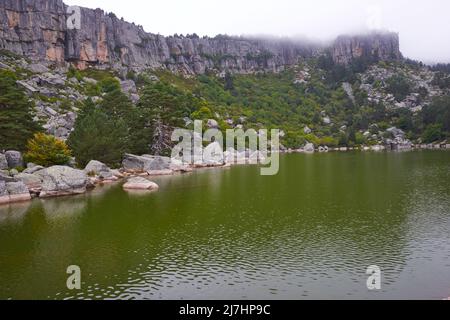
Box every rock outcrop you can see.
[0,0,402,74]
[332,32,402,65]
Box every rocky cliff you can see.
[0,0,402,74]
[332,33,402,65]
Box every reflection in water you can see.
[41,198,87,220]
[0,151,449,300]
[0,201,31,225]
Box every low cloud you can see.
[65,0,450,63]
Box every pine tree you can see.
[68,101,128,168]
[0,70,41,151]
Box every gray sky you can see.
[64,0,450,63]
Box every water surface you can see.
[0,151,449,300]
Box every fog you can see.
[64,0,450,63]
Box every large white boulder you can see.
[36,166,89,198]
[84,160,114,179]
[304,143,315,153]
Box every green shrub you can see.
[24,133,72,167]
[422,124,444,143]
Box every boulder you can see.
[27,63,49,74]
[0,171,16,183]
[0,154,8,170]
[142,155,172,171]
[170,159,193,173]
[122,154,171,172]
[386,127,405,139]
[23,165,45,174]
[36,166,88,198]
[122,154,154,172]
[111,169,125,178]
[5,181,31,203]
[4,151,23,168]
[123,177,159,191]
[84,160,113,177]
[120,80,137,95]
[15,173,42,190]
[304,143,315,153]
[207,119,219,129]
[39,73,65,87]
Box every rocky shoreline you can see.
[1,144,450,206]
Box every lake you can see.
[0,151,449,300]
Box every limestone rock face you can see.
[36,166,88,198]
[332,33,402,65]
[0,0,401,74]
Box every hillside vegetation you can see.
[1,49,449,166]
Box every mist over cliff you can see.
[0,0,402,74]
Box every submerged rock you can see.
[123,177,159,191]
[36,166,88,198]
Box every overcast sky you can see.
[64,0,450,63]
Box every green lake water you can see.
[0,151,449,300]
